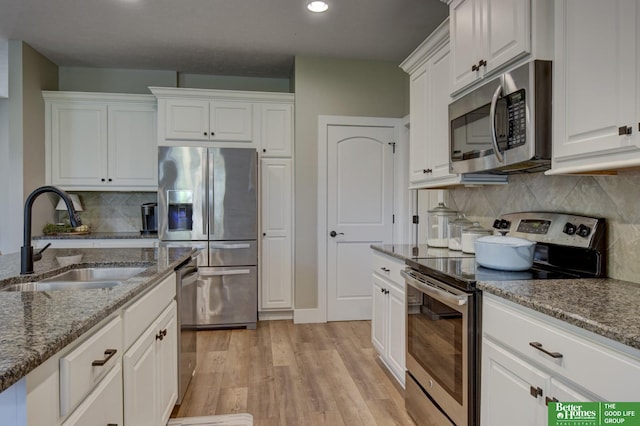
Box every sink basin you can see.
[41,267,147,283]
[0,267,147,292]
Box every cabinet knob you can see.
[478,59,487,67]
[263,232,266,237]
[101,178,106,182]
[472,64,479,72]
[204,132,208,136]
[619,126,632,135]
[263,149,266,153]
[529,386,543,398]
[423,169,432,174]
[108,178,112,182]
[380,287,385,293]
[211,131,215,136]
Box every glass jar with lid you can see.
[448,213,473,251]
[461,222,492,253]
[426,202,457,247]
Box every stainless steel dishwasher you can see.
[175,255,198,405]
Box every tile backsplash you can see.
[445,170,640,283]
[72,192,157,233]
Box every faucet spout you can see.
[21,186,82,274]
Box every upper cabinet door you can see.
[408,62,430,184]
[450,0,483,93]
[164,99,210,141]
[108,103,157,187]
[550,0,640,173]
[50,103,109,186]
[260,103,293,157]
[483,0,530,75]
[210,101,253,142]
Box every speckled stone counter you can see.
[478,279,640,352]
[0,245,196,393]
[33,232,157,240]
[371,244,473,261]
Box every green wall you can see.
[293,56,409,309]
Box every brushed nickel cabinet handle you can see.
[92,349,117,366]
[529,341,563,359]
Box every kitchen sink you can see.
[1,267,147,292]
[40,267,147,283]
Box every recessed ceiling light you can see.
[307,1,329,13]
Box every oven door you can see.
[401,269,472,426]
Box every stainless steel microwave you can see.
[449,60,552,174]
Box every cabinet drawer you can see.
[372,252,404,285]
[124,272,176,349]
[61,362,123,426]
[483,296,640,401]
[59,316,122,416]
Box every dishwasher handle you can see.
[400,269,468,307]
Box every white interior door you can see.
[325,123,394,321]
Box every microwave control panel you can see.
[505,89,526,149]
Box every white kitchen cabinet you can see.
[481,339,549,426]
[371,251,405,387]
[123,301,177,426]
[260,158,293,311]
[449,0,552,95]
[163,98,253,142]
[260,103,293,157]
[481,294,640,426]
[400,20,507,189]
[60,363,123,426]
[548,0,640,175]
[43,92,157,191]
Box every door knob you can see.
[329,230,344,238]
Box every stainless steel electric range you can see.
[401,212,606,426]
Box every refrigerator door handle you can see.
[200,268,251,276]
[208,149,215,239]
[202,151,208,235]
[209,243,251,249]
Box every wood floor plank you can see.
[171,320,414,426]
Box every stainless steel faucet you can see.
[21,186,82,274]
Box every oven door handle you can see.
[401,270,468,307]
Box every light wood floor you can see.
[171,320,416,426]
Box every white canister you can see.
[461,222,492,253]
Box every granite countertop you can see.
[371,244,640,353]
[0,245,195,393]
[33,232,157,240]
[478,279,640,352]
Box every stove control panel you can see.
[495,212,605,249]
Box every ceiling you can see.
[0,0,449,78]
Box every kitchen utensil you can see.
[474,235,536,271]
[426,202,457,248]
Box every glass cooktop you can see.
[405,256,580,291]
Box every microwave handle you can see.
[489,84,505,163]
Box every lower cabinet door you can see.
[371,274,388,356]
[61,363,123,426]
[481,339,549,426]
[386,282,406,385]
[157,302,178,425]
[123,317,159,426]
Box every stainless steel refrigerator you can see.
[158,146,258,329]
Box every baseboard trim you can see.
[293,308,326,324]
[258,311,293,321]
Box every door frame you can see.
[309,115,407,323]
